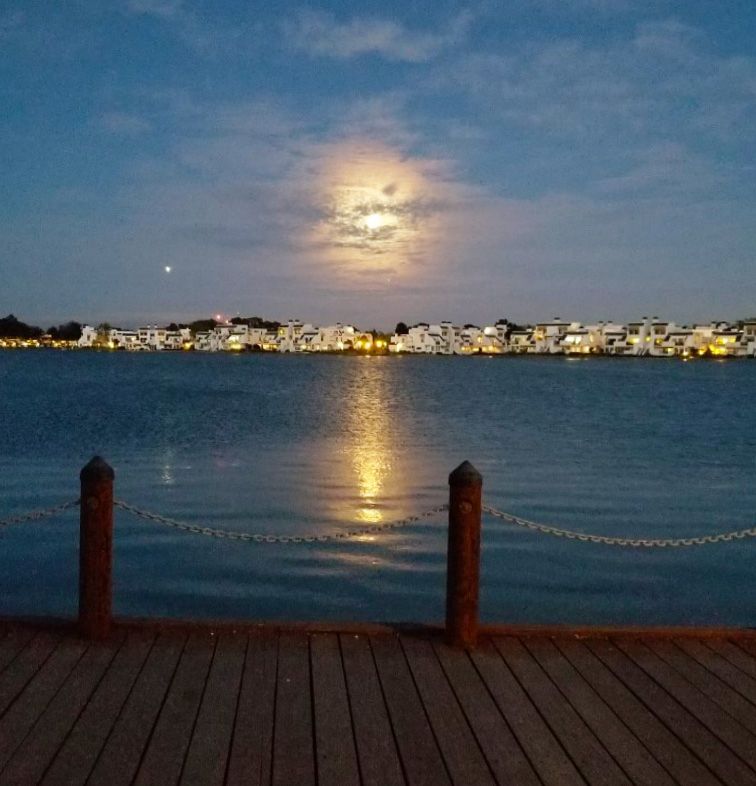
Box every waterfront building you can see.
[655,328,693,357]
[401,323,444,353]
[277,319,304,352]
[710,326,746,357]
[743,321,756,357]
[594,322,627,354]
[533,319,577,354]
[560,326,593,354]
[508,328,535,353]
[60,316,756,358]
[77,326,98,348]
[307,323,357,351]
[614,317,653,355]
[109,329,140,350]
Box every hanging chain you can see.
[2,497,753,549]
[113,499,448,543]
[483,505,756,548]
[0,499,80,530]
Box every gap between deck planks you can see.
[0,623,755,786]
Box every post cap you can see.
[80,455,115,482]
[449,460,482,486]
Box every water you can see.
[1,351,754,627]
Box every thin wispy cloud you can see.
[122,0,246,54]
[284,9,471,62]
[436,19,756,148]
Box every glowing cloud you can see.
[311,140,447,284]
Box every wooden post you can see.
[446,461,482,648]
[79,456,114,640]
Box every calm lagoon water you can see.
[1,351,754,627]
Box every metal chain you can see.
[114,499,448,543]
[0,499,80,530]
[483,504,756,548]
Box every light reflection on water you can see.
[340,361,396,525]
[0,351,754,627]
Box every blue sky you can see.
[1,0,755,328]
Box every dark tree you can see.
[0,314,43,339]
[56,321,82,341]
[394,322,409,335]
[231,316,281,331]
[189,319,217,334]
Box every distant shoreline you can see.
[1,346,751,361]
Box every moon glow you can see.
[365,213,384,230]
[313,142,442,285]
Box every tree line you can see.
[0,314,82,341]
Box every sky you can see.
[1,0,755,329]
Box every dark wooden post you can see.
[446,461,482,648]
[79,456,114,640]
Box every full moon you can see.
[164,266,172,273]
[365,213,384,230]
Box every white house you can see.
[533,319,576,354]
[77,325,98,348]
[277,319,305,352]
[309,323,357,351]
[109,329,140,350]
[508,328,534,353]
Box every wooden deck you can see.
[1,623,756,785]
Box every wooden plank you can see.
[1,635,122,784]
[339,633,404,786]
[709,639,756,681]
[225,633,277,786]
[0,631,61,717]
[676,638,756,707]
[310,633,360,786]
[738,640,756,660]
[180,633,247,786]
[525,637,676,786]
[587,638,756,786]
[494,636,632,786]
[0,635,86,772]
[87,631,186,786]
[615,638,756,770]
[272,632,315,786]
[370,633,451,786]
[41,632,155,786]
[0,628,35,675]
[555,637,720,786]
[470,638,585,786]
[401,635,495,786]
[434,640,541,786]
[648,639,756,731]
[133,631,216,786]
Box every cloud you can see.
[526,0,665,12]
[283,9,471,62]
[436,19,756,147]
[594,142,726,197]
[98,111,151,135]
[122,0,246,54]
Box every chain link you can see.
[0,499,80,530]
[483,504,756,548]
[114,499,448,543]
